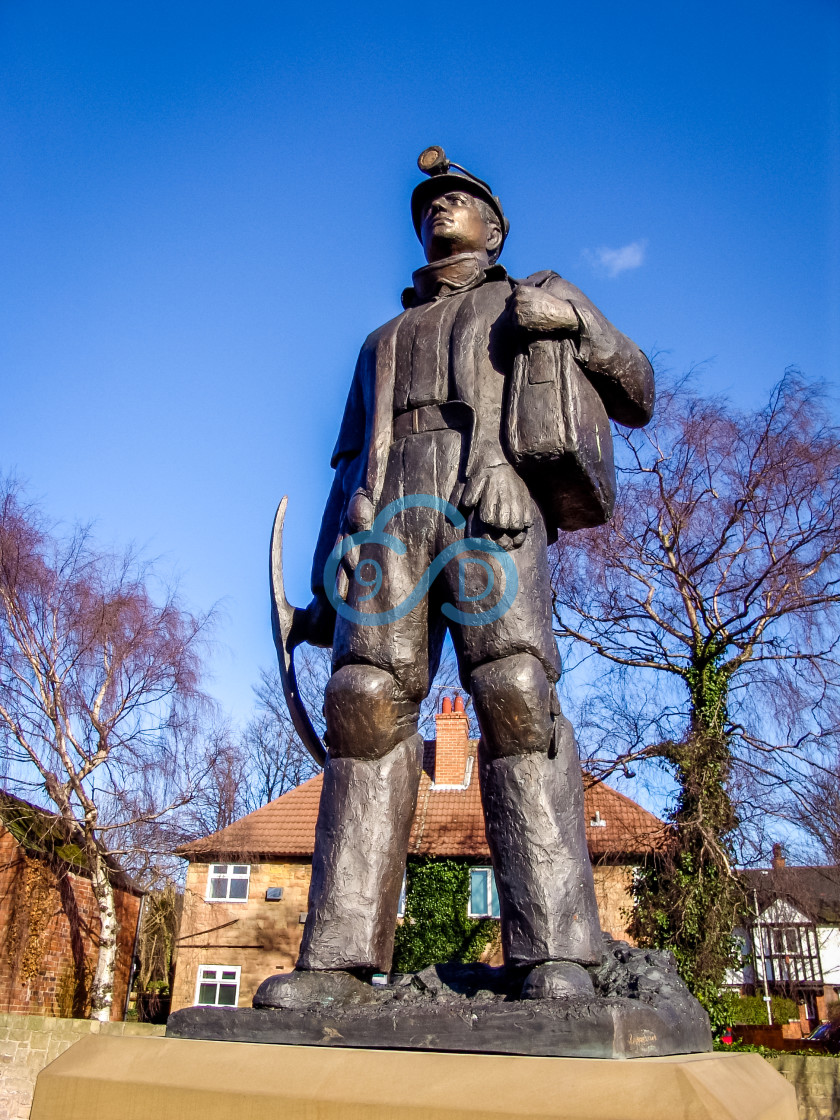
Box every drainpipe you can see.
[753,889,773,1026]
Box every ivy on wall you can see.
[392,856,499,973]
[1,796,95,1016]
[5,854,56,984]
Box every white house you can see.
[728,846,840,1024]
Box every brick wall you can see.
[0,827,141,1019]
[592,863,636,942]
[0,1012,164,1120]
[433,701,470,786]
[170,859,314,1012]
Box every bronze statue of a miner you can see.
[261,147,654,1003]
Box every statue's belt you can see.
[392,400,472,441]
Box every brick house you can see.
[0,791,142,1019]
[171,700,665,1012]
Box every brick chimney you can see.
[772,843,786,870]
[434,695,470,786]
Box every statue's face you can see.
[420,190,498,262]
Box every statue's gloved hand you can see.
[462,464,533,551]
[508,286,578,334]
[290,592,336,649]
[346,489,375,532]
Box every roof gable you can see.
[741,866,840,924]
[759,899,811,925]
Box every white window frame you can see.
[194,964,241,1007]
[204,863,251,903]
[468,866,500,919]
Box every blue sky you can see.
[2,0,839,727]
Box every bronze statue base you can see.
[167,943,712,1060]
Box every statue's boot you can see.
[253,966,377,1009]
[521,960,595,999]
[295,732,424,974]
[478,720,603,970]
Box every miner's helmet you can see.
[411,146,510,248]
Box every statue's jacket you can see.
[311,264,654,596]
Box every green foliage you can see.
[632,845,743,1030]
[684,646,729,738]
[718,992,798,1026]
[392,857,499,973]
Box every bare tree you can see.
[134,880,181,1020]
[786,759,840,865]
[551,371,840,1001]
[242,646,330,810]
[176,723,251,837]
[0,481,211,1020]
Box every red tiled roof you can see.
[178,742,665,862]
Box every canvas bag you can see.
[504,297,616,535]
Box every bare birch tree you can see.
[0,481,210,1020]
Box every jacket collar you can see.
[402,252,508,308]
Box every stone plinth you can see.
[30,1034,798,1120]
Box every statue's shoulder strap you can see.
[515,269,562,289]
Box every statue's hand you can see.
[462,465,534,550]
[290,593,336,649]
[508,286,578,334]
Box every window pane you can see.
[211,864,226,874]
[221,971,237,980]
[228,877,248,899]
[198,983,217,1004]
[210,877,228,899]
[232,865,248,875]
[217,983,237,1006]
[201,969,217,980]
[470,869,488,916]
[489,873,500,919]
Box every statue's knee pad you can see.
[325,664,419,760]
[471,653,554,758]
